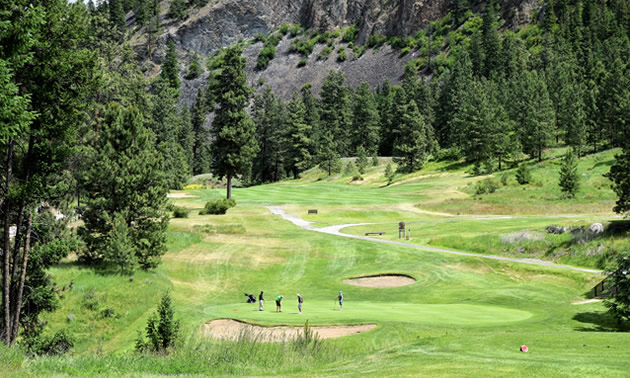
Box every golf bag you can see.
[244,293,256,303]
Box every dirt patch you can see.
[203,319,376,342]
[344,274,416,288]
[167,193,199,198]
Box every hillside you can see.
[129,0,540,104]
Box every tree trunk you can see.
[2,140,13,345]
[10,210,32,344]
[226,175,232,199]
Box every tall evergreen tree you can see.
[252,86,286,183]
[300,83,320,160]
[320,70,352,155]
[161,40,180,90]
[559,150,580,198]
[514,71,556,161]
[351,82,380,154]
[79,103,170,270]
[393,101,429,173]
[191,88,211,175]
[109,0,126,30]
[209,45,259,199]
[481,0,501,78]
[607,148,630,216]
[285,93,313,179]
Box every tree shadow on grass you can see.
[572,310,625,332]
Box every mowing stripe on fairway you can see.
[266,206,603,275]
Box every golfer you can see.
[337,291,343,311]
[275,295,283,312]
[297,294,303,314]
[259,291,264,311]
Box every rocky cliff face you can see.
[166,0,450,57]
[137,0,535,106]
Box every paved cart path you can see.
[266,206,603,275]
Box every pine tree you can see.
[191,88,211,175]
[149,79,190,189]
[320,70,352,155]
[109,0,126,30]
[169,0,186,20]
[301,83,320,160]
[393,101,428,173]
[79,103,170,270]
[161,40,180,90]
[606,148,630,216]
[209,45,259,198]
[517,71,556,161]
[603,249,630,325]
[516,163,532,185]
[136,292,180,353]
[317,130,341,176]
[559,150,580,198]
[356,146,369,174]
[252,86,286,183]
[351,82,380,154]
[285,93,313,178]
[186,53,203,80]
[376,81,395,155]
[102,212,137,273]
[481,0,501,78]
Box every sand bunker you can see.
[203,319,376,342]
[344,274,416,288]
[167,193,199,198]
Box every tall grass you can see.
[21,324,348,376]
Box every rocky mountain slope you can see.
[132,0,537,105]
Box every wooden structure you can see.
[307,209,318,215]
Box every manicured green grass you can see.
[4,148,628,376]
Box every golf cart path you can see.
[266,206,603,275]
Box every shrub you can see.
[342,25,358,43]
[279,23,289,35]
[173,206,190,218]
[516,163,532,185]
[475,178,499,195]
[352,45,366,58]
[199,198,236,215]
[352,174,364,181]
[289,24,303,37]
[297,58,307,67]
[367,34,387,48]
[183,184,204,190]
[372,156,379,166]
[337,47,347,62]
[256,45,276,70]
[399,46,411,57]
[317,46,332,60]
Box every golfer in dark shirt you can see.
[297,294,303,314]
[259,291,264,311]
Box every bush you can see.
[24,329,74,356]
[352,45,366,58]
[337,47,347,62]
[342,25,358,43]
[475,178,499,195]
[318,46,332,60]
[367,34,387,48]
[173,206,190,218]
[256,45,276,70]
[352,174,364,181]
[199,198,236,215]
[399,46,411,57]
[372,156,379,166]
[516,163,532,185]
[297,58,307,67]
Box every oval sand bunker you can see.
[344,274,416,288]
[204,319,376,342]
